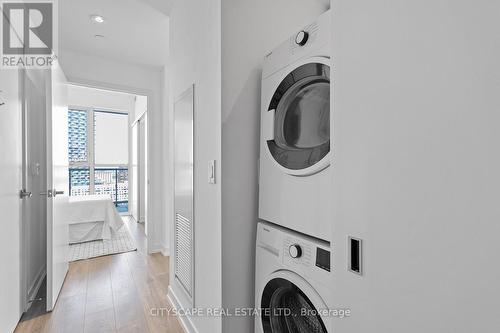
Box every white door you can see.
[174,86,194,303]
[263,59,331,176]
[45,61,69,311]
[0,70,23,331]
[21,69,49,313]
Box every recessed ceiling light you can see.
[94,34,105,39]
[90,15,105,23]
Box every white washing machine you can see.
[255,221,332,333]
[259,11,331,241]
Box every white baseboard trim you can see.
[161,245,170,257]
[167,285,198,333]
[27,267,46,305]
[149,242,170,257]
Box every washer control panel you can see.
[283,235,331,274]
[288,244,302,258]
[284,237,313,268]
[257,222,332,283]
[316,247,331,272]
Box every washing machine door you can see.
[260,271,329,333]
[264,57,330,176]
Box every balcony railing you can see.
[69,167,129,213]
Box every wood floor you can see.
[15,217,184,333]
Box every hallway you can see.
[15,218,183,333]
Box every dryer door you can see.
[260,273,329,333]
[265,58,330,176]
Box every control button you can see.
[289,244,302,258]
[295,31,309,46]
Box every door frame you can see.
[20,68,29,313]
[131,113,147,223]
[133,111,148,227]
[65,79,155,254]
[130,119,140,222]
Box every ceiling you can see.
[59,0,170,67]
[138,0,174,16]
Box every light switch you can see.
[208,160,216,184]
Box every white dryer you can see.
[259,11,331,240]
[255,221,332,333]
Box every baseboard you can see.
[27,266,46,305]
[161,244,170,257]
[149,242,163,254]
[149,241,170,256]
[167,285,198,333]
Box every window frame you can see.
[68,105,129,209]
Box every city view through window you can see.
[68,109,129,212]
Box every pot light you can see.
[90,15,105,23]
[94,34,105,39]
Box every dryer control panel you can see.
[262,10,331,79]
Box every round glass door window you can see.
[261,278,327,333]
[267,62,330,171]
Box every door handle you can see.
[40,190,64,198]
[40,190,54,197]
[19,189,32,199]
[53,190,64,197]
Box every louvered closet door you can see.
[174,86,195,303]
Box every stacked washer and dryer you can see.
[255,11,333,333]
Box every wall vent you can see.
[175,213,193,299]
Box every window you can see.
[68,108,129,213]
[94,111,129,165]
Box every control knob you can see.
[295,31,309,46]
[289,244,302,258]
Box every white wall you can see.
[60,49,168,254]
[220,1,329,332]
[168,0,222,332]
[68,84,136,111]
[331,1,500,332]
